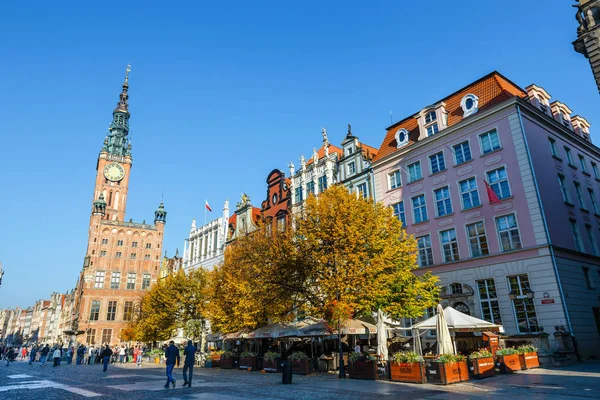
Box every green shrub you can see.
[469,349,493,359]
[349,351,376,364]
[240,351,256,358]
[496,347,518,356]
[263,351,279,362]
[391,351,424,364]
[517,345,537,354]
[221,350,234,358]
[435,354,466,364]
[289,351,308,361]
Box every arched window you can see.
[453,302,470,315]
[395,129,410,148]
[450,282,463,295]
[108,191,113,207]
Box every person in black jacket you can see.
[100,344,113,372]
[39,344,50,366]
[163,341,180,389]
[182,340,197,388]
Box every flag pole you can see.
[204,199,207,225]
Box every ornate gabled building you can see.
[260,170,291,231]
[337,124,379,199]
[71,66,166,346]
[573,0,600,94]
[183,200,230,272]
[227,194,261,242]
[159,250,183,279]
[289,129,343,214]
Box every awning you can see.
[223,329,250,340]
[247,323,298,339]
[411,306,502,332]
[297,319,377,337]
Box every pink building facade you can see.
[372,72,600,359]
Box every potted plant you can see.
[262,351,280,373]
[496,348,521,373]
[239,351,258,370]
[348,352,378,380]
[468,349,495,379]
[428,354,468,385]
[289,351,311,375]
[517,345,539,370]
[210,350,223,367]
[220,351,239,369]
[389,351,426,383]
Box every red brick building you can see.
[72,67,166,345]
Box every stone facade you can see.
[573,0,600,94]
[337,124,379,199]
[372,72,600,359]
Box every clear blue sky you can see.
[0,1,597,309]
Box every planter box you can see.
[348,360,378,380]
[291,359,311,375]
[239,356,257,370]
[426,361,469,385]
[220,355,239,369]
[390,362,426,383]
[469,357,496,379]
[211,355,221,368]
[263,358,281,373]
[519,352,539,370]
[497,354,521,373]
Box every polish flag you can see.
[484,181,501,205]
[205,200,212,212]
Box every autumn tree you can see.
[132,268,209,343]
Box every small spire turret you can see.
[93,193,107,215]
[155,201,167,224]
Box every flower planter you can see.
[291,359,311,375]
[239,356,257,370]
[390,362,426,383]
[497,354,521,373]
[519,352,539,370]
[263,358,281,373]
[220,355,239,369]
[211,355,221,367]
[469,357,496,379]
[348,360,378,380]
[426,361,469,385]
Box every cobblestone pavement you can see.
[0,360,599,399]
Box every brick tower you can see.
[71,66,166,346]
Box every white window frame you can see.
[479,129,501,155]
[466,221,489,257]
[388,169,401,190]
[94,271,105,289]
[407,161,422,182]
[496,213,522,252]
[477,279,502,324]
[392,201,406,226]
[429,152,446,175]
[357,182,368,198]
[395,128,410,148]
[126,272,136,290]
[417,235,434,266]
[459,177,480,210]
[411,194,428,224]
[453,141,472,165]
[440,228,459,262]
[348,161,356,176]
[433,186,453,217]
[486,166,511,200]
[110,272,120,289]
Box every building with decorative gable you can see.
[289,129,343,214]
[337,124,379,199]
[372,71,600,359]
[260,170,291,231]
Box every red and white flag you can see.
[484,181,501,205]
[205,200,212,212]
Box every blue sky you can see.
[0,1,596,308]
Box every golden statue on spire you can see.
[124,63,131,85]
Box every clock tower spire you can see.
[92,65,134,221]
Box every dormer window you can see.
[562,114,571,129]
[346,146,353,155]
[416,102,447,140]
[460,94,479,117]
[395,128,410,148]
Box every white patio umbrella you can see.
[412,328,422,356]
[435,304,455,355]
[376,309,388,361]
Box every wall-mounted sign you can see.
[541,298,555,304]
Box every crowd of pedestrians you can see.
[1,343,147,368]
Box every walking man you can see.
[52,347,61,367]
[5,348,15,366]
[163,341,180,389]
[28,346,37,365]
[76,345,85,365]
[88,345,96,365]
[182,340,197,388]
[39,344,50,366]
[100,344,113,372]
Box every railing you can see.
[100,220,156,230]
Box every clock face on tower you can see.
[103,163,125,182]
